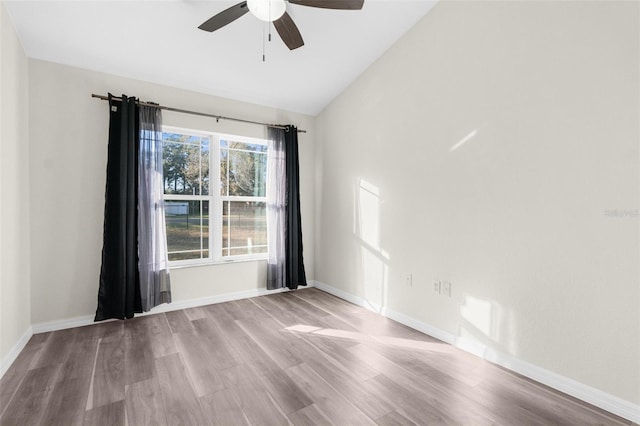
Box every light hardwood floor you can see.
[0,288,631,425]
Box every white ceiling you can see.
[4,0,437,115]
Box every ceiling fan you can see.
[198,0,365,51]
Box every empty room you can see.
[1,0,638,424]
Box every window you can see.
[162,127,268,265]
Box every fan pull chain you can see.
[262,1,274,62]
[268,0,272,42]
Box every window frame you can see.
[162,125,269,267]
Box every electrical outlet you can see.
[405,273,413,287]
[433,281,441,294]
[442,281,451,297]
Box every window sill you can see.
[168,256,267,270]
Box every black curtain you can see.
[284,125,307,290]
[95,94,142,321]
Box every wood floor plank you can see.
[198,301,237,323]
[287,403,333,426]
[473,370,630,426]
[155,353,208,425]
[233,386,292,426]
[218,298,273,321]
[286,362,376,425]
[83,399,125,426]
[349,344,492,425]
[165,310,194,334]
[0,371,24,418]
[88,334,125,410]
[209,317,281,377]
[123,317,156,385]
[260,367,314,415]
[28,332,51,345]
[236,316,306,370]
[183,306,209,321]
[364,372,450,425]
[59,336,100,383]
[0,364,61,425]
[0,336,47,416]
[300,349,394,421]
[199,389,250,426]
[375,409,418,426]
[76,320,124,341]
[302,333,380,379]
[136,314,178,359]
[124,377,168,426]
[252,292,336,327]
[250,294,308,327]
[192,318,241,368]
[217,362,292,425]
[30,327,77,369]
[40,377,88,426]
[173,324,226,397]
[218,362,265,390]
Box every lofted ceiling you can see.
[4,0,437,115]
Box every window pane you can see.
[222,201,267,256]
[230,247,267,256]
[201,140,210,195]
[165,200,209,261]
[220,148,228,196]
[227,140,267,153]
[163,134,209,195]
[228,150,267,197]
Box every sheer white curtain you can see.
[266,127,286,289]
[138,106,172,310]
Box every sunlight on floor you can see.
[284,324,453,354]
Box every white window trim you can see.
[162,126,269,268]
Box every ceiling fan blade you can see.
[288,0,364,10]
[273,12,305,50]
[198,2,249,32]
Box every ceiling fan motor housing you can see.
[247,0,287,22]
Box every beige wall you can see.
[28,60,315,325]
[0,2,31,362]
[315,0,639,404]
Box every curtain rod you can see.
[91,94,307,134]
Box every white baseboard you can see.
[311,280,640,424]
[310,280,363,306]
[0,326,33,379]
[31,286,291,334]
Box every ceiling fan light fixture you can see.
[247,0,286,22]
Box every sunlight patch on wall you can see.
[450,129,478,152]
[353,178,390,312]
[459,294,518,356]
[460,295,493,337]
[358,178,381,249]
[449,124,486,152]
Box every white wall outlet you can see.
[442,281,451,297]
[433,281,441,294]
[405,273,413,287]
